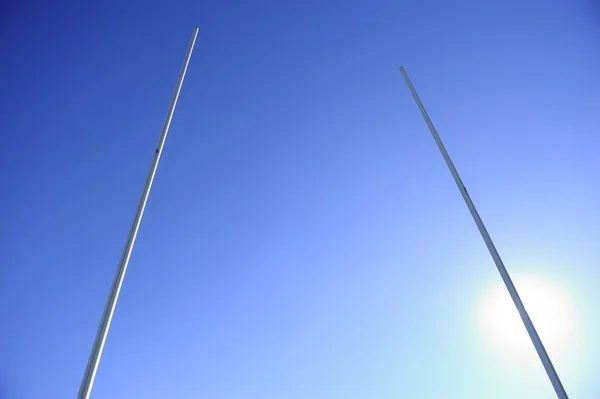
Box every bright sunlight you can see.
[478,275,576,365]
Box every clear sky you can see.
[1,1,599,398]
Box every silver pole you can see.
[77,27,199,399]
[399,66,568,399]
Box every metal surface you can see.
[76,27,199,399]
[399,66,568,399]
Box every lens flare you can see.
[478,275,575,365]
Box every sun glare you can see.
[478,275,575,365]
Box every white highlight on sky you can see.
[478,275,577,367]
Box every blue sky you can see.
[2,1,599,398]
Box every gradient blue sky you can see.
[2,1,599,398]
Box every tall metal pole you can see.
[77,27,199,399]
[399,66,568,399]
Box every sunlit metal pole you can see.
[399,66,568,399]
[76,27,199,399]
